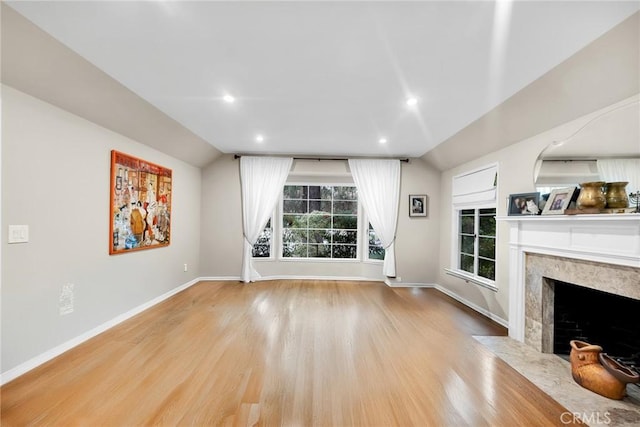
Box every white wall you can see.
[200,155,440,284]
[1,86,202,374]
[436,94,640,323]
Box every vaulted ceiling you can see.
[3,1,639,169]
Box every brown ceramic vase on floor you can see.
[569,340,636,400]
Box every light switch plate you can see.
[8,225,29,243]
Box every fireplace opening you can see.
[553,280,640,386]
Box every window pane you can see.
[320,186,333,199]
[283,214,307,228]
[308,186,323,200]
[461,209,474,215]
[282,243,294,257]
[460,215,474,234]
[460,235,475,255]
[478,258,495,280]
[283,229,307,243]
[283,185,308,199]
[479,208,497,216]
[369,245,385,260]
[479,214,495,237]
[478,237,495,259]
[309,229,332,244]
[283,199,308,214]
[333,230,357,244]
[333,186,357,200]
[290,244,308,257]
[252,220,271,258]
[308,214,331,229]
[333,215,357,229]
[309,200,332,213]
[309,244,331,258]
[252,245,270,258]
[332,245,357,258]
[334,201,358,215]
[460,254,474,273]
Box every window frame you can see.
[447,202,498,291]
[278,183,362,262]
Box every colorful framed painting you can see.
[109,150,172,254]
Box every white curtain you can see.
[597,159,640,196]
[240,156,293,283]
[348,159,401,277]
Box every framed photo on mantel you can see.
[541,187,575,215]
[508,192,540,216]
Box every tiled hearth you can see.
[475,336,640,426]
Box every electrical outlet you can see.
[183,263,188,272]
[8,225,29,243]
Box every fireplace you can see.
[501,214,640,344]
[524,253,639,353]
[552,280,640,379]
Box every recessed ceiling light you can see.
[406,97,418,107]
[255,134,264,143]
[379,138,388,144]
[223,94,235,104]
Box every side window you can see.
[252,218,272,258]
[367,223,384,261]
[451,163,498,288]
[457,207,496,281]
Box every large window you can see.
[282,185,358,259]
[458,207,496,281]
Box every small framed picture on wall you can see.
[409,194,428,217]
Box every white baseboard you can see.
[1,278,200,386]
[200,275,380,283]
[384,280,436,288]
[198,276,242,282]
[256,275,380,282]
[433,284,509,328]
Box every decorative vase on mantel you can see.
[576,181,606,210]
[604,181,629,209]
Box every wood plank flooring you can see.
[1,280,580,426]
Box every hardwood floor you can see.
[1,280,580,426]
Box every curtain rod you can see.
[233,154,409,163]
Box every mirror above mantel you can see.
[533,98,640,211]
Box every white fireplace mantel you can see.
[498,214,640,342]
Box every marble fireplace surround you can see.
[525,253,640,352]
[502,214,640,344]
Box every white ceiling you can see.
[6,1,640,158]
